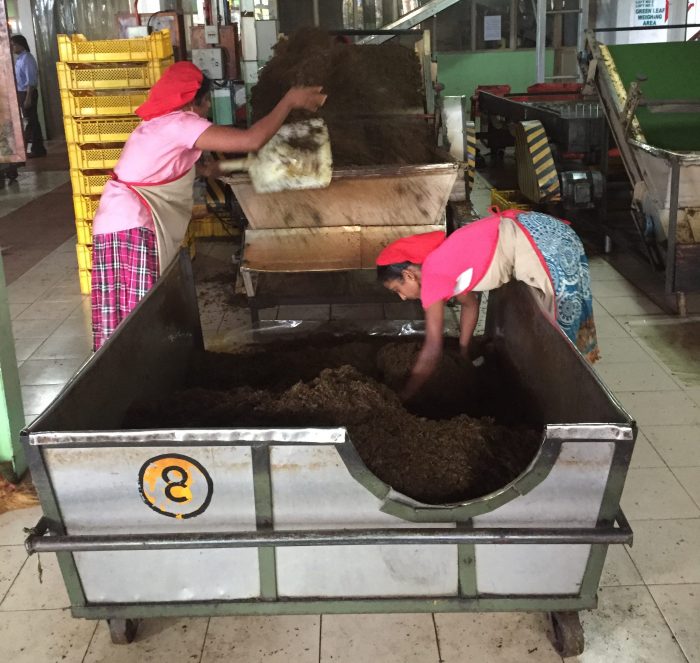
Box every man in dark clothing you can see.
[11,35,46,159]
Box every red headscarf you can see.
[135,62,204,121]
[376,231,446,266]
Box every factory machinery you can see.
[473,32,700,314]
[23,252,635,657]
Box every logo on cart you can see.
[138,454,213,519]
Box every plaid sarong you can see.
[91,227,159,351]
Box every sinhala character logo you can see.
[138,454,213,519]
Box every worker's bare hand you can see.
[285,86,327,112]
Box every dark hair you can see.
[377,261,415,283]
[11,35,30,52]
[193,76,211,106]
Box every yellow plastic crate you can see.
[490,189,532,212]
[75,218,93,245]
[79,269,92,295]
[64,117,140,144]
[191,215,238,238]
[76,243,93,271]
[58,30,172,63]
[68,144,123,171]
[56,59,173,91]
[70,170,111,196]
[60,88,147,118]
[73,195,101,221]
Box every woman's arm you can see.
[194,86,326,154]
[400,301,445,402]
[456,292,479,358]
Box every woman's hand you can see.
[399,301,444,403]
[284,86,327,112]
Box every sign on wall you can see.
[633,0,668,26]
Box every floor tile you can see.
[592,279,643,298]
[575,586,686,662]
[0,506,42,546]
[20,384,65,416]
[626,519,700,584]
[597,295,663,316]
[84,618,209,663]
[320,613,438,663]
[588,259,628,281]
[644,425,700,467]
[621,468,699,519]
[12,337,45,362]
[6,283,52,304]
[11,317,62,339]
[591,337,653,364]
[671,467,700,508]
[202,615,318,663]
[595,361,679,392]
[38,285,83,302]
[649,584,700,663]
[14,299,79,322]
[685,387,700,408]
[0,548,70,610]
[0,608,95,663]
[0,547,27,600]
[50,314,92,338]
[593,314,630,339]
[19,357,86,386]
[599,545,644,587]
[629,432,665,469]
[434,612,560,662]
[9,302,30,319]
[615,391,700,426]
[31,333,93,360]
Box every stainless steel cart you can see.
[23,253,635,657]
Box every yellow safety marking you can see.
[535,159,556,175]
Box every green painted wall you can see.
[436,49,556,114]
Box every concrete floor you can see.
[0,151,699,662]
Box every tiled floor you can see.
[1,173,699,661]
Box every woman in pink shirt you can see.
[91,61,325,350]
[377,208,599,400]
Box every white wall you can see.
[595,0,690,45]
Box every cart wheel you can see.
[550,611,584,658]
[107,618,139,645]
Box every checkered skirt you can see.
[91,227,159,351]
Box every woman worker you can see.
[91,61,325,350]
[377,208,599,400]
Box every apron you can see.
[472,214,556,317]
[111,168,196,273]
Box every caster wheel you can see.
[108,618,140,644]
[550,611,584,658]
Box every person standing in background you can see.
[11,35,45,159]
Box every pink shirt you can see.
[92,111,212,236]
[420,216,501,309]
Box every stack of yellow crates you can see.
[57,30,174,294]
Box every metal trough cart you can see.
[23,253,635,657]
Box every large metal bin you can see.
[23,253,635,656]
